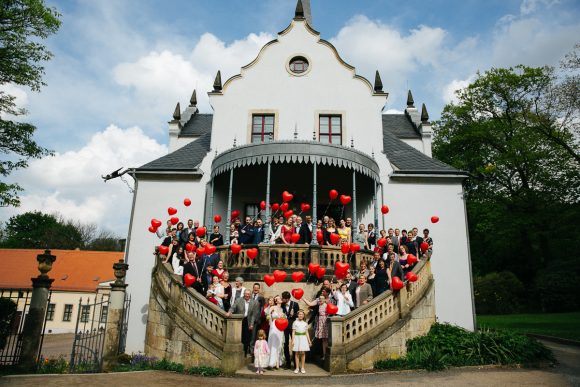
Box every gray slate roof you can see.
[138,131,211,171]
[180,113,213,137]
[382,114,420,138]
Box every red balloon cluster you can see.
[350,243,360,253]
[315,267,326,279]
[377,238,387,248]
[185,243,195,252]
[196,247,205,256]
[205,244,217,254]
[341,243,350,254]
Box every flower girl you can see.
[292,310,311,374]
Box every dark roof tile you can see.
[382,113,420,138]
[180,113,213,137]
[138,131,211,171]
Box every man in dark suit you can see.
[344,272,357,302]
[253,218,265,244]
[281,291,300,369]
[298,215,313,244]
[239,216,255,245]
[227,289,261,356]
[182,252,204,295]
[179,219,195,247]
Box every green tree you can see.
[0,0,61,207]
[433,60,580,292]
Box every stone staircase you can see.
[144,246,434,374]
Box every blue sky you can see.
[2,0,579,236]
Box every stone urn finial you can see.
[36,250,56,278]
[113,259,129,286]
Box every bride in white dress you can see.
[266,295,286,368]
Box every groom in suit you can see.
[227,289,261,356]
[281,291,300,369]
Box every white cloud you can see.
[520,0,560,15]
[1,125,167,235]
[0,84,29,118]
[442,76,475,104]
[112,32,274,114]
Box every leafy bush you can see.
[474,271,525,314]
[111,353,221,376]
[37,356,68,374]
[0,298,17,351]
[534,269,580,313]
[374,323,554,371]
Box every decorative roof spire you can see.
[213,70,222,92]
[407,90,415,108]
[374,70,383,93]
[233,136,237,147]
[189,89,197,107]
[172,102,181,121]
[294,123,298,139]
[421,103,430,123]
[350,137,354,148]
[295,0,304,18]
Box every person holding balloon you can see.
[387,252,404,290]
[324,219,337,245]
[209,225,223,246]
[337,219,351,244]
[280,217,294,245]
[303,291,330,361]
[332,283,354,316]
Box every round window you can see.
[289,56,309,74]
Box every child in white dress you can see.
[254,329,269,375]
[292,310,311,374]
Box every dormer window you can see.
[289,56,309,74]
[252,114,275,143]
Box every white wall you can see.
[382,177,475,330]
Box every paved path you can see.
[1,339,578,386]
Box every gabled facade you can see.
[124,2,475,353]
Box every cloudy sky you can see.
[1,0,579,236]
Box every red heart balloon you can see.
[282,191,294,203]
[170,216,179,225]
[184,273,196,287]
[151,219,162,228]
[431,216,439,224]
[273,270,287,282]
[335,261,350,273]
[274,318,289,331]
[183,198,191,207]
[350,243,360,253]
[158,245,169,255]
[329,189,338,200]
[231,243,242,254]
[185,243,195,252]
[326,303,338,315]
[260,200,266,210]
[196,227,206,237]
[420,242,429,253]
[284,210,294,218]
[205,244,216,254]
[148,226,157,233]
[291,288,304,300]
[316,267,326,279]
[231,210,240,220]
[264,274,276,287]
[341,243,350,254]
[335,269,347,280]
[339,195,352,205]
[300,203,311,213]
[291,233,300,243]
[316,230,324,243]
[213,214,222,223]
[247,248,258,260]
[291,271,305,282]
[405,272,418,282]
[280,202,289,212]
[381,205,389,214]
[308,263,320,274]
[168,207,177,215]
[329,233,340,245]
[271,203,280,212]
[196,247,205,256]
[391,276,404,290]
[406,254,418,265]
[377,238,387,248]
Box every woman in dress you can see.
[352,223,368,250]
[206,275,224,309]
[398,245,411,273]
[221,271,232,312]
[367,265,377,296]
[333,283,354,316]
[176,222,184,240]
[171,246,185,275]
[324,219,337,246]
[375,259,388,295]
[292,310,311,374]
[357,262,369,279]
[387,252,405,289]
[209,225,223,246]
[337,219,351,244]
[266,295,286,369]
[229,224,239,245]
[254,329,270,375]
[303,294,329,361]
[280,217,294,245]
[260,297,274,337]
[212,260,226,279]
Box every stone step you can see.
[235,362,329,378]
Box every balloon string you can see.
[340,205,345,220]
[323,199,333,216]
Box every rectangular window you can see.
[100,306,109,324]
[251,114,275,143]
[319,115,342,145]
[63,304,73,322]
[46,303,55,321]
[81,305,91,323]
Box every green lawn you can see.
[477,312,580,342]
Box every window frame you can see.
[80,305,91,323]
[46,303,55,321]
[289,56,309,74]
[62,304,73,322]
[251,114,275,143]
[318,115,343,145]
[100,305,109,324]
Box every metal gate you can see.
[69,293,109,373]
[0,288,52,367]
[118,293,131,353]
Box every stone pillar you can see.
[222,315,244,375]
[19,250,56,370]
[328,317,346,373]
[259,244,270,269]
[102,259,129,371]
[309,244,321,265]
[398,286,409,318]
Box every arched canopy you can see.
[211,141,380,180]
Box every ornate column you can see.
[102,259,129,371]
[209,178,215,229]
[263,161,271,243]
[19,250,56,370]
[311,161,318,245]
[225,169,234,244]
[352,171,357,226]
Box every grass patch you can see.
[477,312,580,341]
[374,323,555,372]
[111,354,222,376]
